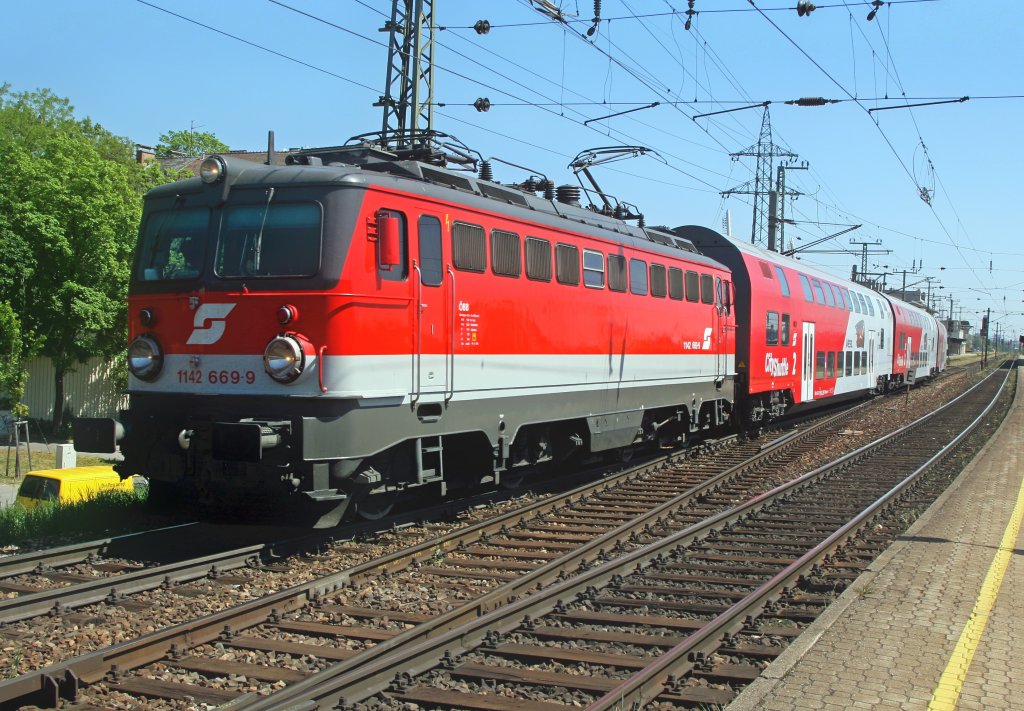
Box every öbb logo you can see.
[187,304,236,345]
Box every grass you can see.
[0,488,152,548]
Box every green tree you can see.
[155,128,228,157]
[0,301,27,419]
[0,85,170,434]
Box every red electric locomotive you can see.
[77,137,735,525]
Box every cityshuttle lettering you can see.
[765,352,790,377]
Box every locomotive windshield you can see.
[215,201,322,278]
[136,207,210,281]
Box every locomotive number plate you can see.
[177,368,257,385]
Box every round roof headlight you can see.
[264,335,306,383]
[200,156,226,184]
[128,335,163,381]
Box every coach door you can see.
[801,322,815,402]
[868,332,876,384]
[412,214,450,409]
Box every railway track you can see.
[0,366,978,708]
[270,362,1012,711]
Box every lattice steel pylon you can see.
[722,106,797,248]
[376,0,435,150]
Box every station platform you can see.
[731,364,1024,711]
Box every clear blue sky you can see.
[6,0,1023,340]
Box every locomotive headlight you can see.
[263,334,307,383]
[128,335,163,381]
[200,156,226,184]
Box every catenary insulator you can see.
[556,185,581,206]
[474,19,490,35]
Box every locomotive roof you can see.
[674,224,938,320]
[145,148,729,273]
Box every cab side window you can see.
[418,216,443,286]
[377,209,408,282]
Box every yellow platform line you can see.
[929,463,1024,710]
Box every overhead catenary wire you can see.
[746,0,986,289]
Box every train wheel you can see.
[354,492,397,520]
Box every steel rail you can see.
[587,363,1014,709]
[244,365,1004,709]
[0,522,198,579]
[0,543,271,624]
[0,401,862,708]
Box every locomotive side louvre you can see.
[676,226,896,424]
[82,154,736,525]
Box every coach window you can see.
[418,216,443,286]
[650,263,667,298]
[880,328,886,348]
[811,278,826,305]
[608,254,627,292]
[630,259,649,295]
[722,279,733,314]
[877,297,887,316]
[865,294,875,317]
[853,351,861,374]
[685,270,700,302]
[555,243,580,285]
[668,267,684,300]
[452,222,486,273]
[857,292,870,315]
[775,266,791,297]
[851,292,862,313]
[525,237,552,281]
[815,351,826,379]
[491,229,521,277]
[821,281,836,308]
[781,313,791,345]
[840,286,854,311]
[859,351,867,375]
[799,273,814,302]
[700,273,715,304]
[837,350,845,375]
[583,249,605,288]
[830,284,844,308]
[766,311,779,345]
[846,350,853,376]
[826,352,835,378]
